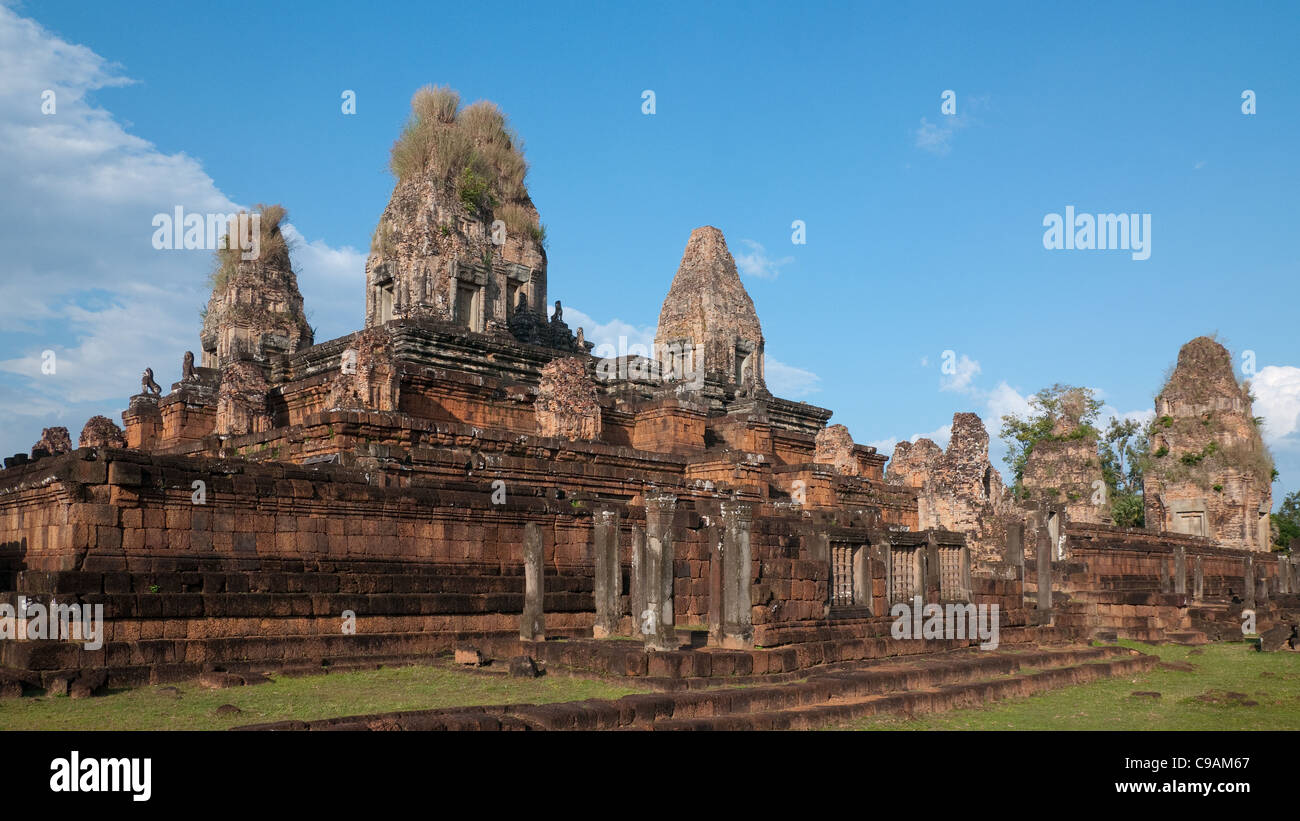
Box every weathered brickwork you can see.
[887,413,1017,564]
[1144,336,1273,551]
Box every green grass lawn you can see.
[837,641,1300,730]
[0,663,649,731]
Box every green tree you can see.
[1099,416,1150,527]
[999,384,1102,496]
[1274,490,1300,551]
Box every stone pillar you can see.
[630,524,646,633]
[592,507,620,638]
[923,532,941,601]
[1005,522,1024,568]
[1158,556,1171,593]
[960,543,973,602]
[521,522,545,642]
[123,394,163,450]
[1173,545,1186,596]
[872,541,891,610]
[643,494,677,651]
[711,500,754,649]
[1193,555,1204,602]
[1243,554,1255,610]
[1036,524,1053,611]
[854,544,873,613]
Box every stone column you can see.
[1036,524,1053,611]
[854,544,873,612]
[1173,545,1186,596]
[924,532,941,601]
[1243,554,1255,610]
[630,524,646,633]
[1193,555,1204,602]
[872,541,891,610]
[1158,556,1171,593]
[711,500,754,649]
[643,494,677,651]
[592,507,620,638]
[1005,522,1024,568]
[520,522,545,642]
[959,543,973,602]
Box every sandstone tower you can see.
[199,205,313,370]
[1020,388,1107,525]
[1144,336,1273,550]
[654,226,766,395]
[364,86,555,343]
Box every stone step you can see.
[236,644,1154,731]
[650,654,1156,730]
[1164,631,1209,646]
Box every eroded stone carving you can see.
[535,356,600,440]
[31,426,72,458]
[141,367,162,397]
[325,328,400,412]
[215,360,272,436]
[79,416,126,449]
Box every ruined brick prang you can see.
[813,424,862,476]
[888,413,1016,564]
[535,357,601,441]
[1011,386,1107,526]
[199,206,313,370]
[31,426,72,458]
[362,90,579,352]
[1144,336,1273,551]
[654,227,765,394]
[79,416,126,449]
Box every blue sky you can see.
[2,1,1298,504]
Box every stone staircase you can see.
[237,643,1157,731]
[1054,590,1209,645]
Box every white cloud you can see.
[0,7,357,459]
[765,357,821,398]
[733,239,793,280]
[939,353,981,393]
[563,307,656,357]
[914,95,986,156]
[868,423,952,460]
[1253,365,1300,445]
[984,380,1032,422]
[281,224,366,342]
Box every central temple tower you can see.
[654,226,766,394]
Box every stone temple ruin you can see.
[0,89,1296,726]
